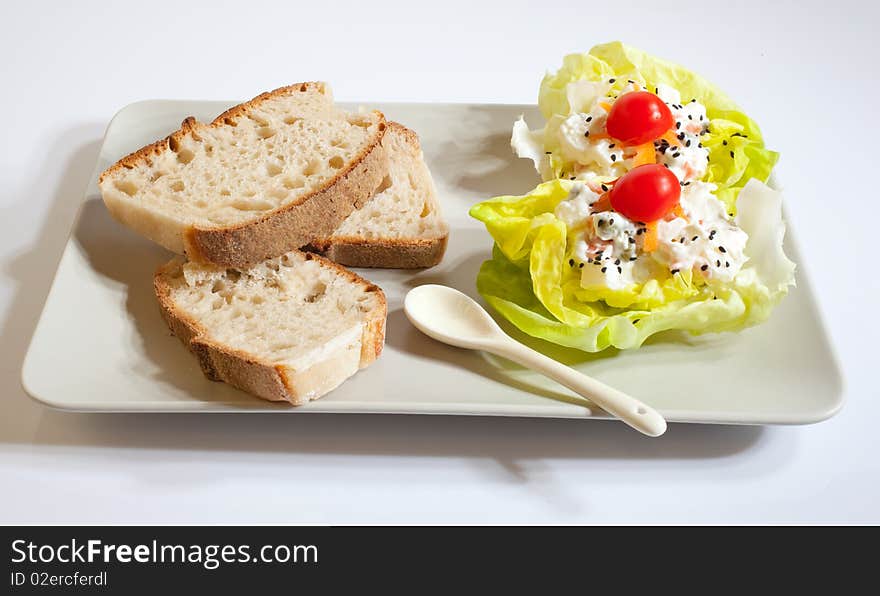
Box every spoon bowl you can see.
[404,284,503,350]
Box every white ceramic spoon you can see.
[404,284,667,437]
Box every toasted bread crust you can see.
[101,82,390,268]
[153,252,387,405]
[386,120,420,148]
[306,235,448,268]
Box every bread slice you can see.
[306,122,448,268]
[154,250,386,405]
[100,82,390,268]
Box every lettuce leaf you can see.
[470,179,795,352]
[519,41,779,213]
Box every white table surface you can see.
[1,0,876,524]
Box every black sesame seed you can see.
[614,258,620,265]
[629,237,635,244]
[569,258,575,266]
[685,139,691,147]
[609,143,616,148]
[701,264,709,271]
[584,131,590,138]
[672,152,681,158]
[570,176,576,180]
[628,79,634,84]
[719,246,727,253]
[678,132,685,140]
[671,269,680,274]
[601,267,607,273]
[617,266,622,274]
[579,263,584,268]
[691,98,696,103]
[586,116,592,122]
[688,115,693,120]
[692,236,698,241]
[725,261,730,267]
[611,154,617,162]
[716,260,721,267]
[730,150,735,158]
[654,87,658,94]
[601,184,608,191]
[609,218,615,225]
[633,318,640,324]
[699,115,703,121]
[722,140,727,146]
[676,122,681,129]
[630,256,637,261]
[609,78,616,83]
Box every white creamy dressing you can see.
[558,108,629,178]
[654,83,711,181]
[551,77,750,291]
[653,181,748,282]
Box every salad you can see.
[470,42,796,352]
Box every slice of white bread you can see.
[155,250,386,405]
[101,82,390,268]
[307,122,448,268]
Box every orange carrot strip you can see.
[669,203,686,219]
[643,221,659,252]
[591,193,612,212]
[661,130,681,147]
[632,142,656,166]
[599,101,613,112]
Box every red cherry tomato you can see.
[606,91,674,145]
[609,164,681,223]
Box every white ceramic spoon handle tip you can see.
[492,341,667,437]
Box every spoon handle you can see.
[490,341,667,437]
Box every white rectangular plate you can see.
[22,99,843,424]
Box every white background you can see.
[1,0,876,523]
